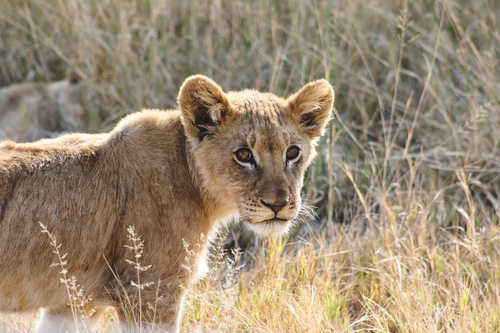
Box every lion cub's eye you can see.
[235,148,254,164]
[286,146,301,162]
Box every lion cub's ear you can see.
[287,79,334,139]
[178,75,231,142]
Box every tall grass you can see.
[0,0,499,332]
[189,219,500,332]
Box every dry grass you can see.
[1,0,500,332]
[189,189,500,332]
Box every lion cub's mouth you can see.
[259,217,290,224]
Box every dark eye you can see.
[286,146,300,161]
[235,148,253,163]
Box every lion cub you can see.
[0,75,334,332]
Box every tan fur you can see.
[0,73,88,142]
[0,75,334,332]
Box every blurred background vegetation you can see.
[1,0,499,225]
[0,0,499,332]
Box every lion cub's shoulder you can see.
[108,109,182,146]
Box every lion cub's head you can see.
[179,75,334,236]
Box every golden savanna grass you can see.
[0,0,499,332]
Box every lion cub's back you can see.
[0,132,107,176]
[0,132,110,227]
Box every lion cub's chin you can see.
[243,219,294,237]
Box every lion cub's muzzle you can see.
[243,187,298,224]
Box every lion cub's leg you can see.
[116,283,186,333]
[149,284,187,333]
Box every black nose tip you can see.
[261,199,288,214]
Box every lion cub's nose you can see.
[261,188,289,214]
[261,199,288,214]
